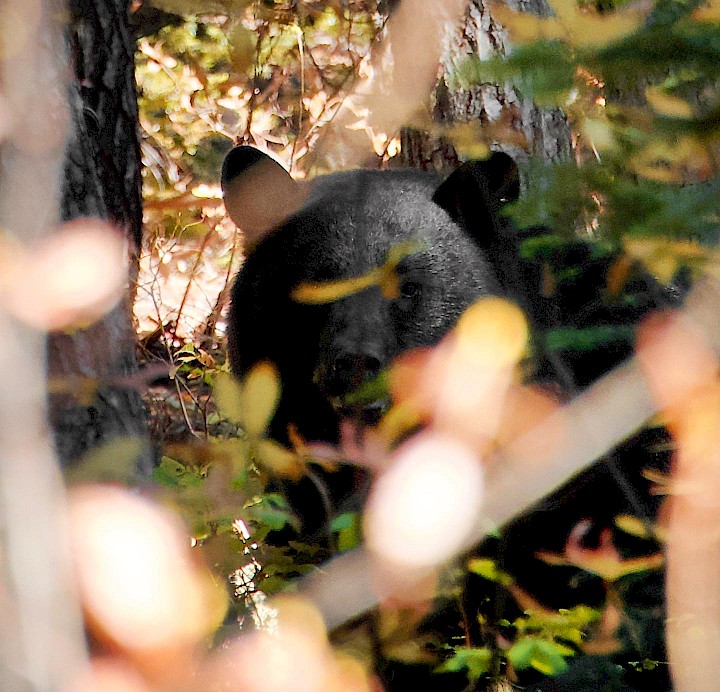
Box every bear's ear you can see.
[432,151,520,245]
[221,146,307,246]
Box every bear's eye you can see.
[398,280,422,302]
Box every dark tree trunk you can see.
[49,0,152,474]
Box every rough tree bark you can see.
[49,0,152,474]
[402,0,571,171]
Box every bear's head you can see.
[221,146,533,443]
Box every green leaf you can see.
[508,636,574,676]
[331,512,361,552]
[467,558,513,586]
[341,371,389,407]
[245,493,298,532]
[436,647,493,682]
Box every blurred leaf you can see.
[228,23,257,74]
[153,455,206,489]
[460,41,575,106]
[214,363,280,437]
[242,361,281,438]
[445,123,491,159]
[508,636,573,675]
[437,647,493,682]
[537,524,664,581]
[292,270,381,304]
[293,241,422,304]
[645,87,694,119]
[331,512,362,552]
[214,372,246,425]
[468,557,513,586]
[255,438,305,479]
[490,0,645,49]
[342,371,389,407]
[582,117,618,153]
[694,0,720,21]
[623,237,708,283]
[545,325,634,353]
[245,493,299,532]
[66,437,146,485]
[615,514,656,539]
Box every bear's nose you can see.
[329,351,382,396]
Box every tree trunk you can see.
[49,0,152,474]
[402,0,571,171]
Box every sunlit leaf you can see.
[455,297,529,369]
[623,237,708,284]
[293,241,422,304]
[490,4,565,44]
[582,117,617,153]
[292,270,380,304]
[566,11,644,48]
[615,514,655,539]
[693,0,720,22]
[213,372,246,426]
[377,402,424,447]
[491,0,645,48]
[241,361,281,438]
[605,253,633,296]
[379,240,424,299]
[645,87,693,119]
[467,557,513,586]
[445,123,491,159]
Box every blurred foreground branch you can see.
[0,0,88,689]
[299,275,720,632]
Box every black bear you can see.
[221,145,671,690]
[221,145,538,528]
